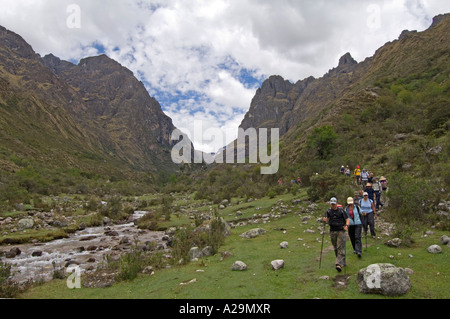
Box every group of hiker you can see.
[322,167,388,272]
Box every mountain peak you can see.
[430,13,450,29]
[338,52,357,68]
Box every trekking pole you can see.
[365,221,368,251]
[344,232,347,276]
[319,221,326,269]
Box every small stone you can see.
[232,261,247,271]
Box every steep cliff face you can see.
[240,51,370,136]
[0,25,183,176]
[42,54,178,171]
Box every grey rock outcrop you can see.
[357,263,411,296]
[232,261,247,271]
[240,228,267,239]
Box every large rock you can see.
[440,235,450,246]
[271,260,285,270]
[232,261,247,271]
[189,247,203,260]
[240,228,267,239]
[357,264,411,296]
[6,247,21,259]
[427,245,442,254]
[385,238,402,248]
[17,218,34,230]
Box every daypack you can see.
[327,208,346,228]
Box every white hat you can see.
[330,197,338,205]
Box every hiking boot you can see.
[336,265,342,272]
[357,253,362,258]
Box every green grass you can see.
[19,193,449,299]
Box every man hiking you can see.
[323,197,350,272]
[345,197,363,258]
[354,166,361,185]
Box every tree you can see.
[307,126,338,159]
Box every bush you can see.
[171,217,227,265]
[386,173,439,243]
[306,126,338,160]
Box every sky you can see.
[0,0,449,153]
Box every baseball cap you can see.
[330,197,338,205]
[347,197,354,205]
[363,192,369,196]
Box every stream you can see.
[1,211,167,284]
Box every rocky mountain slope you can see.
[0,25,184,181]
[240,13,449,174]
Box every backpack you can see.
[327,208,346,228]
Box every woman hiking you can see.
[360,192,377,239]
[345,197,363,258]
[323,197,350,272]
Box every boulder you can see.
[280,241,289,249]
[189,247,203,260]
[440,235,450,245]
[105,230,119,237]
[32,251,43,257]
[202,246,213,257]
[385,238,402,248]
[240,228,267,239]
[6,247,21,259]
[17,218,34,230]
[427,245,442,254]
[232,261,247,271]
[271,260,285,270]
[357,263,411,296]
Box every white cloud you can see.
[0,0,449,152]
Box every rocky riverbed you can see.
[0,211,168,284]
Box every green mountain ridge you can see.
[193,13,449,204]
[0,25,188,194]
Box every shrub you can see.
[306,126,338,160]
[386,173,439,243]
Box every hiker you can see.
[354,166,361,185]
[297,177,302,186]
[360,192,377,239]
[361,169,369,186]
[372,177,382,210]
[368,172,374,184]
[356,190,364,206]
[379,176,388,207]
[345,166,351,177]
[353,191,361,207]
[278,178,283,185]
[323,197,350,272]
[380,176,388,191]
[345,197,363,258]
[364,183,375,202]
[340,166,345,175]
